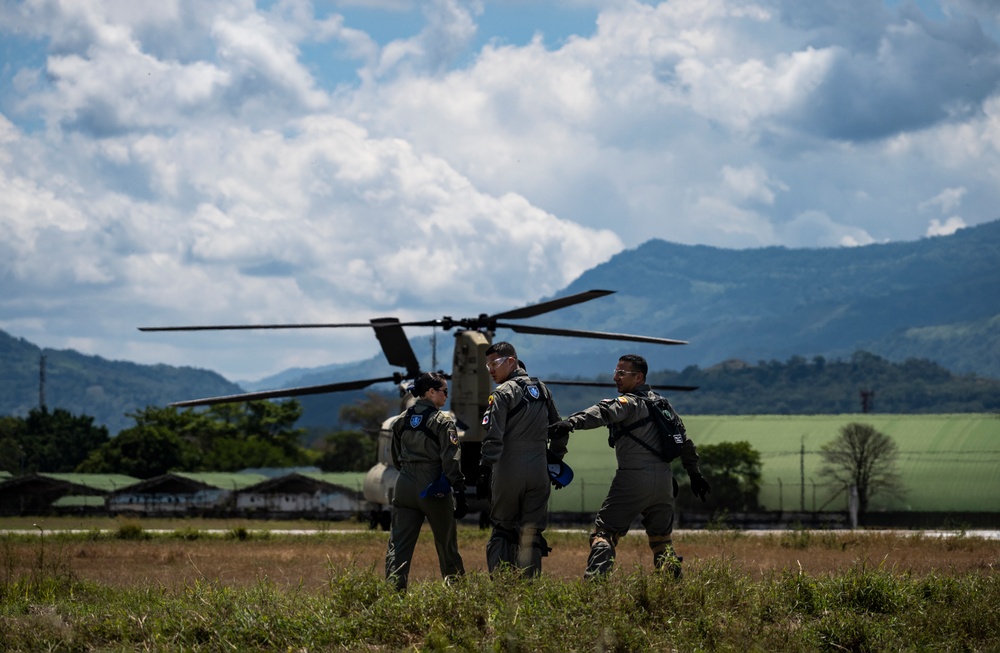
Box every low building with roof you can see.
[236,471,366,519]
[108,472,268,517]
[0,473,141,515]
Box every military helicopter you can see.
[140,289,694,529]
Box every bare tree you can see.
[819,422,905,517]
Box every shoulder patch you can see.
[487,394,495,405]
[409,414,424,429]
[449,431,459,446]
[617,396,630,404]
[527,385,540,399]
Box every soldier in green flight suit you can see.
[477,341,567,576]
[385,372,466,591]
[549,354,711,579]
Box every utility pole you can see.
[39,353,46,409]
[800,436,805,512]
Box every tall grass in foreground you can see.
[1,548,998,652]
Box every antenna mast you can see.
[431,328,438,371]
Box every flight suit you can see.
[480,368,567,576]
[562,383,701,578]
[385,398,465,591]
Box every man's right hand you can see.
[476,464,492,502]
[548,420,574,438]
[689,472,711,502]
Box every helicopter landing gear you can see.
[368,509,392,531]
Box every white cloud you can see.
[780,210,876,248]
[919,187,967,214]
[0,0,998,378]
[926,216,967,236]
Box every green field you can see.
[552,414,1000,514]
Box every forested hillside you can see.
[3,221,998,434]
[510,219,1000,379]
[0,330,243,434]
[546,351,1000,418]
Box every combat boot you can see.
[654,546,683,579]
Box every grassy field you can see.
[553,413,1000,513]
[1,521,999,651]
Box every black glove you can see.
[689,472,711,502]
[548,420,574,438]
[453,490,468,519]
[476,464,492,502]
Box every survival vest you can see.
[611,394,687,462]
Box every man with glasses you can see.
[548,354,710,579]
[478,341,566,576]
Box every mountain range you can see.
[2,218,997,433]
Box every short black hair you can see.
[412,372,447,397]
[485,341,517,359]
[618,354,648,376]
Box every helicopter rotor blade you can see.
[500,322,688,346]
[169,376,400,407]
[541,379,699,392]
[139,322,372,332]
[371,318,422,378]
[489,289,615,321]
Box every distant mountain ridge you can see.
[1,219,997,433]
[0,330,243,434]
[509,218,1000,379]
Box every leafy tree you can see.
[339,392,394,432]
[10,407,110,473]
[76,424,196,477]
[678,441,762,513]
[315,430,377,472]
[80,402,311,475]
[310,392,389,472]
[819,422,905,517]
[206,401,307,462]
[0,415,26,473]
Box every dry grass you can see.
[4,524,997,591]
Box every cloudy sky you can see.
[1,0,998,382]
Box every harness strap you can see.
[506,376,549,419]
[404,405,440,439]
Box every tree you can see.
[677,440,762,513]
[76,424,196,477]
[0,415,26,473]
[315,430,377,472]
[819,422,905,517]
[339,392,394,432]
[310,393,389,472]
[83,402,311,475]
[17,407,109,473]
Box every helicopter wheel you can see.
[378,509,392,531]
[478,511,491,530]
